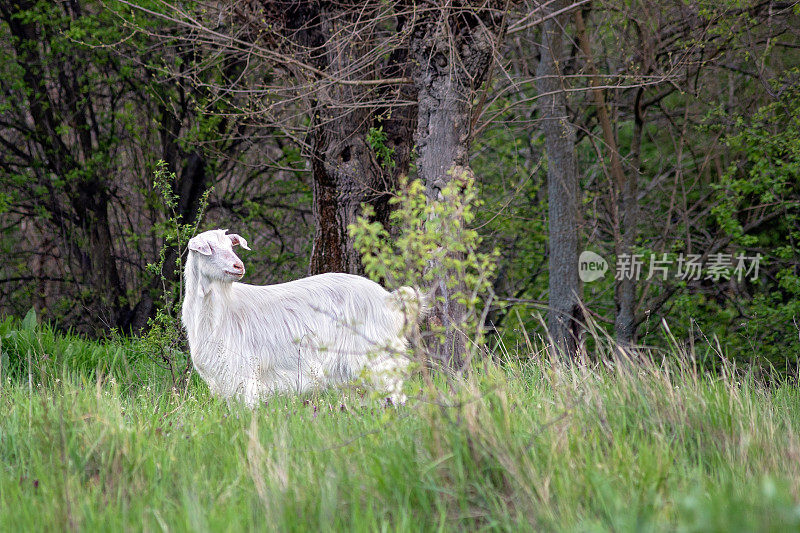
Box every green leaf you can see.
[21,307,37,332]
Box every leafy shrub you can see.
[140,161,212,386]
[350,169,498,367]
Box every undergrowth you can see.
[2,314,800,531]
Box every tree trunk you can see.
[575,9,641,345]
[306,8,395,275]
[85,196,127,329]
[309,107,384,275]
[409,3,502,369]
[374,14,418,232]
[575,10,642,345]
[413,48,470,368]
[537,2,583,359]
[615,88,643,344]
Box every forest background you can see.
[3,1,800,530]
[1,0,799,369]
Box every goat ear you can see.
[228,233,250,250]
[188,235,212,256]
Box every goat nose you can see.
[233,262,244,272]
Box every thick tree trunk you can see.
[413,65,470,367]
[306,8,396,275]
[249,2,412,275]
[309,107,384,274]
[374,15,418,230]
[537,3,583,359]
[409,4,501,369]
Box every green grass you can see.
[2,316,800,531]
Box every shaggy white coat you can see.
[181,229,420,406]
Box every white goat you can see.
[181,229,423,406]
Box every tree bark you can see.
[374,14,418,232]
[307,8,385,275]
[302,6,407,275]
[412,39,470,368]
[309,107,384,275]
[409,3,503,368]
[226,2,415,276]
[537,2,583,359]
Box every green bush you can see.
[350,171,498,363]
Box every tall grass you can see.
[1,316,800,531]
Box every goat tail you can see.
[390,286,432,322]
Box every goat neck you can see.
[182,252,235,331]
